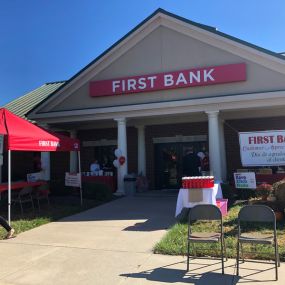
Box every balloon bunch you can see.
[113,148,126,168]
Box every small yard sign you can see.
[65,172,81,187]
[27,172,42,182]
[234,172,256,189]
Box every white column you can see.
[36,123,50,181]
[41,152,50,181]
[219,119,227,181]
[115,118,128,195]
[206,111,222,181]
[69,130,78,173]
[137,125,146,176]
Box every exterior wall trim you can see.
[30,90,285,124]
[153,135,207,143]
[82,139,117,147]
[161,16,285,75]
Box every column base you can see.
[114,190,125,196]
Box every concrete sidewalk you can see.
[0,195,284,285]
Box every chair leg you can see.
[19,200,23,216]
[221,239,224,274]
[37,198,41,211]
[274,242,278,281]
[193,243,197,258]
[236,241,240,276]
[223,237,228,261]
[187,240,190,271]
[240,243,245,263]
[31,196,35,213]
[276,241,280,267]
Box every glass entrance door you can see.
[154,143,179,189]
[154,142,207,189]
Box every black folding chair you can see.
[236,205,280,280]
[187,204,227,274]
[33,183,50,211]
[11,186,34,215]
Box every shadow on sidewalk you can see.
[58,195,177,232]
[121,261,240,284]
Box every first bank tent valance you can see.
[0,108,81,225]
[0,108,80,151]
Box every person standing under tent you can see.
[90,159,101,175]
[0,216,15,239]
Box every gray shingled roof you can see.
[3,81,65,121]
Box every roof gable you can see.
[28,8,285,119]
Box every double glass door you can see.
[154,142,207,189]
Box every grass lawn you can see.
[154,202,285,261]
[0,196,109,239]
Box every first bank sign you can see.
[89,63,246,97]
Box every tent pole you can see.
[78,151,83,206]
[8,150,11,225]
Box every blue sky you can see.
[1,0,285,106]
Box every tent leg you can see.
[78,151,83,206]
[8,150,11,225]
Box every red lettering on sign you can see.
[248,136,275,144]
[277,135,284,143]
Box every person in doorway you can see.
[197,151,205,173]
[182,147,201,176]
[90,159,101,173]
[201,152,210,172]
[0,216,15,239]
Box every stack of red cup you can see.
[181,176,214,189]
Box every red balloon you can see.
[119,156,126,165]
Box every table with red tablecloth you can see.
[0,181,47,193]
[82,176,117,192]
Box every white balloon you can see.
[114,148,122,158]
[113,159,119,168]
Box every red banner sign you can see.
[89,63,246,97]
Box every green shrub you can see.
[273,180,285,207]
[83,182,113,202]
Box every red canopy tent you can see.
[0,108,82,224]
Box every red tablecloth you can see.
[82,176,117,192]
[256,174,285,185]
[0,181,47,193]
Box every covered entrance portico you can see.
[27,106,228,193]
[28,97,285,194]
